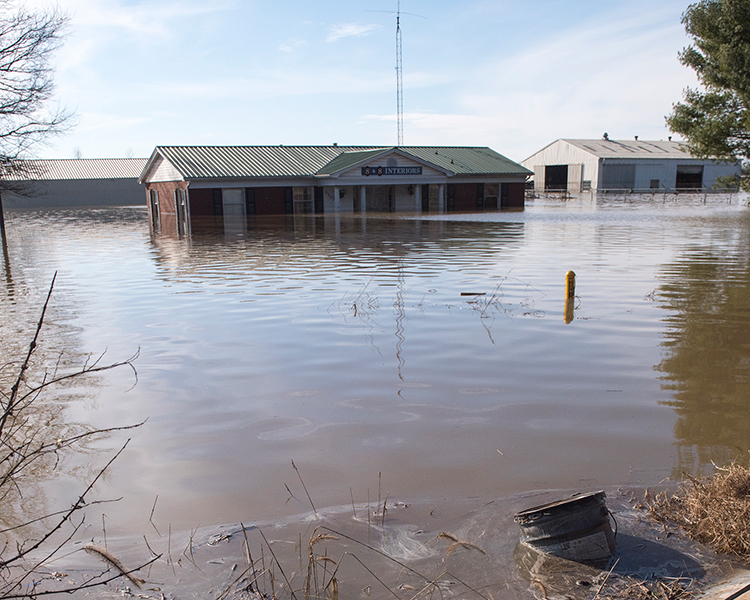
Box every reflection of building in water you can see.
[138,145,531,234]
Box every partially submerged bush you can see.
[648,461,750,558]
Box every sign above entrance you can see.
[362,166,422,176]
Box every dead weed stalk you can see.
[216,522,494,600]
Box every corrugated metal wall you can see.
[3,179,146,208]
[600,163,636,190]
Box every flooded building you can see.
[522,138,741,193]
[1,158,147,208]
[139,145,531,232]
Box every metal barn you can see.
[1,158,147,208]
[522,139,741,193]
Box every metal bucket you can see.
[513,491,616,563]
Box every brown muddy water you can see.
[2,194,750,596]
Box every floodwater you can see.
[1,194,750,594]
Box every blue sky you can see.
[32,0,698,163]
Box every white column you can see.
[438,184,445,214]
[360,186,367,214]
[414,184,421,213]
[334,186,341,213]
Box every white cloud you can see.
[326,23,380,43]
[279,40,307,53]
[76,112,150,132]
[64,0,232,35]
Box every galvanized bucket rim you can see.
[514,491,607,523]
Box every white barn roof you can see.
[3,158,148,181]
[557,139,691,160]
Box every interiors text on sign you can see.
[361,166,423,176]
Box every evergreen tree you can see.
[667,0,750,189]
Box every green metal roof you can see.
[315,148,392,175]
[144,145,531,181]
[403,147,530,175]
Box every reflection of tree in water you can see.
[0,344,123,535]
[0,275,128,535]
[656,245,750,475]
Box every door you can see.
[222,188,247,233]
[149,189,160,230]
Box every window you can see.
[483,183,499,210]
[293,187,313,213]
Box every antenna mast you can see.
[395,0,403,146]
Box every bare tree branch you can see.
[0,0,71,166]
[0,275,149,598]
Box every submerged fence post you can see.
[0,189,6,244]
[564,270,575,324]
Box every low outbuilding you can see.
[1,158,147,208]
[138,145,531,233]
[522,138,741,193]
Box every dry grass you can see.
[647,461,750,559]
[601,577,696,599]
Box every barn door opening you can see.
[545,165,568,191]
[676,165,703,190]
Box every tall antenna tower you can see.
[395,0,403,146]
[370,2,423,146]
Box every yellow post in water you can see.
[564,270,575,324]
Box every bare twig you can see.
[0,439,132,569]
[593,558,620,599]
[149,494,161,536]
[0,271,56,438]
[291,459,317,515]
[258,528,298,600]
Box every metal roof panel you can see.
[561,139,693,160]
[150,146,531,179]
[3,158,148,181]
[316,148,392,175]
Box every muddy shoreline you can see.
[34,486,747,599]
